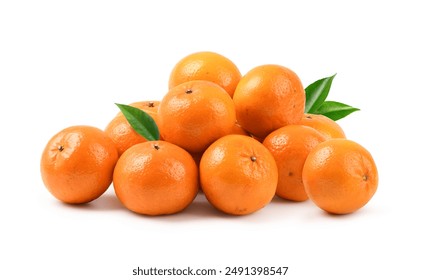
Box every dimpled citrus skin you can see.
[105,114,148,156]
[168,51,242,97]
[158,80,236,153]
[105,100,161,157]
[200,135,278,215]
[263,125,326,202]
[233,64,305,139]
[117,100,160,119]
[303,139,378,214]
[40,125,118,204]
[298,113,346,139]
[113,141,199,216]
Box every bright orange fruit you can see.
[40,125,118,204]
[233,64,305,139]
[105,115,147,156]
[263,125,326,201]
[200,135,278,215]
[230,121,250,136]
[113,141,199,215]
[303,139,378,214]
[168,51,242,97]
[298,113,346,139]
[105,100,160,156]
[118,100,160,120]
[158,80,236,153]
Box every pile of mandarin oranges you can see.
[40,51,378,216]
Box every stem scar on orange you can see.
[303,139,378,214]
[40,125,119,204]
[113,141,199,215]
[298,113,346,139]
[168,51,242,97]
[105,101,161,156]
[263,125,327,202]
[200,135,278,215]
[158,80,236,153]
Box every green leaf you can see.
[313,101,360,121]
[305,74,336,113]
[115,103,160,141]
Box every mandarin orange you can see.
[168,51,241,97]
[233,64,305,138]
[298,113,346,139]
[113,141,199,215]
[200,135,278,215]
[263,125,326,201]
[105,101,161,156]
[40,125,118,204]
[303,139,378,214]
[158,80,236,153]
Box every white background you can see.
[1,1,420,279]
